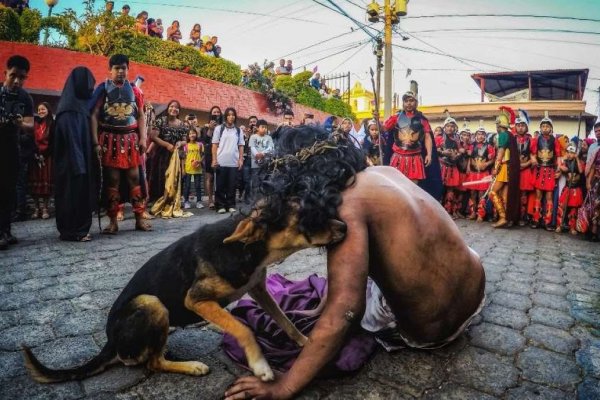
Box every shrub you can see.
[111,31,241,85]
[295,87,324,110]
[323,97,355,119]
[274,71,312,98]
[0,8,21,42]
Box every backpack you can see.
[217,124,241,143]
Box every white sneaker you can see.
[217,208,226,214]
[184,202,191,209]
[196,203,204,209]
[228,208,237,213]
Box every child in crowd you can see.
[556,144,584,234]
[182,127,204,209]
[249,119,274,198]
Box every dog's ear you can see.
[223,219,266,244]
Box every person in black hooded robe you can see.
[53,67,97,241]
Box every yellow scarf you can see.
[150,149,193,218]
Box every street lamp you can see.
[43,0,59,46]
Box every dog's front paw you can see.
[187,361,210,376]
[250,358,274,382]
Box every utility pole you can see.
[383,0,393,118]
[366,0,408,118]
[375,38,383,114]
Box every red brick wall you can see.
[0,41,331,124]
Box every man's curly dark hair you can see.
[255,125,367,235]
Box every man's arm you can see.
[90,101,102,158]
[238,145,244,170]
[137,105,146,154]
[424,131,432,166]
[225,207,370,400]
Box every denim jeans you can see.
[183,173,203,202]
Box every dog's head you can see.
[223,201,346,259]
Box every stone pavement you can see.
[0,209,599,400]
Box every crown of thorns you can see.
[270,133,344,171]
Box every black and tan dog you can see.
[23,207,346,383]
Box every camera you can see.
[0,90,25,125]
[210,114,219,122]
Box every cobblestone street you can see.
[0,209,599,399]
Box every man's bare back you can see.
[333,166,485,345]
[225,130,485,400]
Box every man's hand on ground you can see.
[225,376,292,400]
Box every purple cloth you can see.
[222,274,377,374]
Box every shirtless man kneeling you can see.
[225,126,486,400]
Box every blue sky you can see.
[32,0,600,115]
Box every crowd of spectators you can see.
[0,0,29,14]
[122,4,222,57]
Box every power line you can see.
[311,0,380,39]
[417,33,600,48]
[404,14,600,23]
[394,27,479,70]
[342,0,365,11]
[271,28,366,62]
[391,43,510,71]
[292,40,367,62]
[123,1,329,25]
[296,40,370,70]
[327,41,370,73]
[407,28,600,36]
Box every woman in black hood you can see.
[53,66,98,241]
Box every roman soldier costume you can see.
[92,78,146,223]
[556,147,584,233]
[466,124,495,220]
[436,116,462,216]
[388,92,431,181]
[489,107,521,228]
[97,79,142,170]
[531,112,562,228]
[515,109,534,224]
[436,117,461,187]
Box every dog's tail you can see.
[22,343,116,383]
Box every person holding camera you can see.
[200,106,222,209]
[0,55,34,250]
[239,115,257,204]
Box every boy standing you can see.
[90,53,151,233]
[249,119,274,198]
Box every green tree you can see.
[18,8,42,43]
[0,8,22,41]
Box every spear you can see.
[369,67,383,165]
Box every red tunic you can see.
[516,134,535,191]
[531,135,562,191]
[388,111,431,181]
[96,83,144,170]
[466,143,495,191]
[436,134,461,187]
